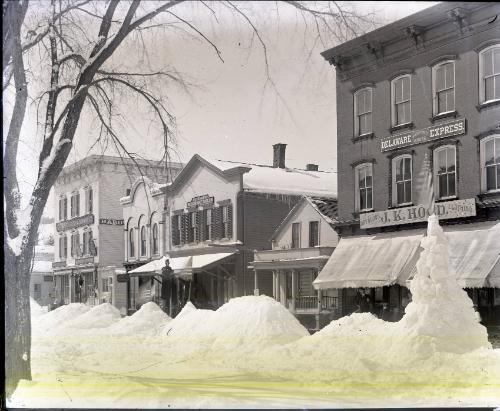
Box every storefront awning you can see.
[313,230,424,289]
[128,253,235,279]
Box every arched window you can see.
[353,87,373,137]
[391,74,411,126]
[129,228,135,258]
[152,223,159,255]
[433,145,456,199]
[481,135,500,192]
[354,163,373,212]
[479,44,500,104]
[140,226,147,256]
[432,60,455,115]
[392,155,412,206]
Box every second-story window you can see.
[70,191,80,218]
[59,196,68,221]
[433,61,455,115]
[204,208,212,241]
[309,221,319,247]
[152,223,159,255]
[434,146,456,199]
[85,186,93,214]
[291,222,300,249]
[140,226,146,256]
[59,235,68,259]
[481,135,500,192]
[71,231,80,257]
[221,206,229,238]
[129,228,135,258]
[391,75,411,126]
[354,88,372,137]
[354,163,373,212]
[392,155,412,206]
[479,44,500,104]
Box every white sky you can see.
[5,1,437,216]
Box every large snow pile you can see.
[64,303,121,330]
[163,301,216,340]
[398,214,491,355]
[30,297,47,317]
[109,302,171,336]
[33,303,91,335]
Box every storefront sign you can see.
[75,256,95,265]
[56,214,94,232]
[360,198,476,229]
[99,218,124,226]
[52,260,67,268]
[187,194,214,208]
[116,274,129,283]
[380,118,466,152]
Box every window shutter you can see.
[227,204,233,239]
[171,215,179,246]
[70,196,74,218]
[213,207,222,240]
[181,213,189,244]
[196,210,202,243]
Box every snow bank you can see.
[30,297,47,317]
[64,303,121,330]
[109,302,171,336]
[163,302,215,340]
[33,303,91,335]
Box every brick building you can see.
[52,155,182,308]
[127,144,336,315]
[315,2,500,324]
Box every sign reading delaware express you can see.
[380,118,466,152]
[359,198,476,229]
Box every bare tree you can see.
[3,0,373,396]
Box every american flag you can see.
[414,153,435,215]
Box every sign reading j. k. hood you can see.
[360,198,476,229]
[380,118,466,152]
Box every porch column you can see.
[291,269,297,312]
[253,269,259,296]
[316,288,322,330]
[279,270,286,307]
[272,271,277,300]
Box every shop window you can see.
[354,87,372,136]
[481,135,500,192]
[152,223,159,255]
[102,278,109,293]
[392,155,412,206]
[85,186,93,214]
[59,195,68,221]
[479,44,500,104]
[204,208,212,241]
[291,222,300,249]
[33,283,41,300]
[70,191,80,218]
[309,221,319,247]
[391,75,411,126]
[59,235,68,259]
[354,163,373,212]
[433,146,456,199]
[71,231,81,257]
[140,226,147,256]
[129,228,135,258]
[432,60,455,115]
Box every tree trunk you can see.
[5,244,34,397]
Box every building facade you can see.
[52,155,182,308]
[125,144,337,316]
[252,196,339,330]
[316,2,500,324]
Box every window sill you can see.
[388,203,413,209]
[435,196,457,202]
[430,111,458,123]
[389,122,414,133]
[476,99,500,111]
[352,133,374,143]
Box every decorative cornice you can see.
[350,158,376,168]
[402,25,425,48]
[447,7,471,34]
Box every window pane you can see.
[486,166,496,191]
[436,65,445,90]
[495,138,500,164]
[485,77,495,101]
[403,101,411,123]
[483,50,493,77]
[356,92,364,113]
[404,181,412,203]
[402,77,410,101]
[396,104,404,125]
[446,89,455,111]
[439,174,447,198]
[397,182,404,204]
[494,49,500,73]
[448,173,456,197]
[395,159,403,181]
[360,188,366,210]
[366,89,372,111]
[485,139,495,165]
[366,188,373,209]
[495,75,500,100]
[445,63,454,88]
[437,91,446,113]
[404,158,411,180]
[437,149,447,174]
[365,172,372,188]
[395,79,403,102]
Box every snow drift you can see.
[109,302,171,336]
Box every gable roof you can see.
[270,196,339,241]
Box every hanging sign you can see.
[187,194,214,208]
[360,198,476,229]
[380,118,466,152]
[56,214,94,232]
[99,218,124,226]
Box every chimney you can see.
[273,143,287,168]
[126,189,131,196]
[306,164,319,171]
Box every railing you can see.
[294,295,338,311]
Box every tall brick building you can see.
[52,155,182,307]
[126,144,336,315]
[315,2,500,324]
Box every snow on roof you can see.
[307,197,339,225]
[32,260,53,273]
[208,159,337,198]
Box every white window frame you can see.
[152,223,159,255]
[391,74,411,127]
[291,222,301,249]
[308,220,320,248]
[432,60,455,116]
[84,186,93,214]
[353,87,373,137]
[129,228,135,258]
[479,44,500,105]
[354,163,374,212]
[140,226,147,257]
[433,145,457,200]
[392,155,413,206]
[480,134,500,193]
